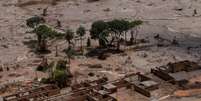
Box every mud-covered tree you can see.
[76,26,86,52]
[33,25,52,52]
[90,19,143,49]
[26,16,64,53]
[26,16,45,28]
[121,20,130,42]
[107,19,143,45]
[53,70,69,88]
[129,20,143,44]
[64,29,76,66]
[42,7,48,16]
[33,24,64,52]
[51,60,72,88]
[107,19,130,50]
[90,20,109,47]
[65,29,74,47]
[41,59,72,88]
[64,46,75,67]
[98,30,109,48]
[52,60,72,88]
[109,20,130,38]
[108,19,124,35]
[87,38,91,47]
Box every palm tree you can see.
[65,29,74,47]
[76,26,86,53]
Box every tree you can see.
[42,59,72,88]
[65,29,74,47]
[64,46,75,67]
[89,19,143,49]
[90,20,109,39]
[107,19,129,50]
[26,16,64,53]
[42,7,48,16]
[108,19,130,38]
[64,29,75,67]
[98,30,109,48]
[76,26,86,52]
[53,69,68,88]
[87,38,91,47]
[90,20,109,47]
[129,20,143,44]
[33,24,64,52]
[33,24,52,52]
[26,16,45,28]
[121,20,130,42]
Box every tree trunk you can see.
[117,40,120,51]
[109,37,115,46]
[38,35,48,52]
[40,39,47,52]
[124,31,127,48]
[125,32,127,42]
[68,41,71,48]
[130,30,134,45]
[55,45,58,57]
[37,35,42,50]
[116,32,121,50]
[80,37,82,49]
[81,37,83,54]
[134,27,139,44]
[68,55,71,67]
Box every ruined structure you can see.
[151,60,201,86]
[124,73,159,97]
[3,85,59,101]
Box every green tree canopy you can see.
[76,26,86,51]
[34,24,64,40]
[64,46,75,59]
[34,24,53,39]
[52,69,69,88]
[33,24,65,52]
[90,20,109,39]
[107,19,119,33]
[129,20,143,28]
[26,16,45,28]
[107,19,129,34]
[65,29,74,45]
[89,19,143,47]
[76,26,86,37]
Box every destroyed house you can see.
[167,60,201,73]
[86,90,117,101]
[71,77,108,91]
[102,83,117,94]
[124,73,159,97]
[151,61,201,86]
[3,85,59,101]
